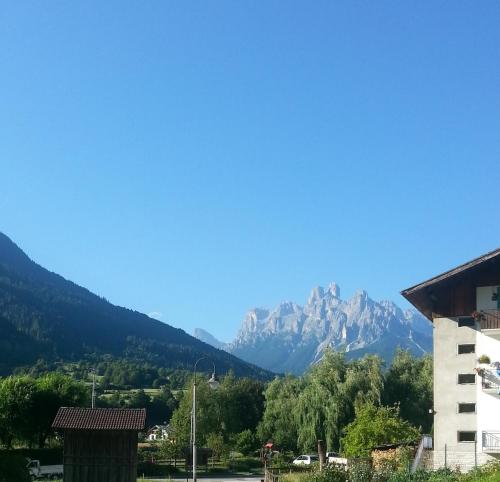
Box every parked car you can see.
[326,452,348,466]
[26,458,63,480]
[292,454,319,465]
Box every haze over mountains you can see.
[195,283,432,374]
[0,232,272,379]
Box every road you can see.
[143,477,263,482]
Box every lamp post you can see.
[192,357,219,482]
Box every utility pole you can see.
[91,368,96,408]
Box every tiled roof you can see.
[52,407,146,430]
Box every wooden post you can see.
[318,440,326,470]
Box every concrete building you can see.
[402,249,500,471]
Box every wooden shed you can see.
[52,407,146,482]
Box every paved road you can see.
[144,477,263,482]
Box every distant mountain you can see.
[194,283,432,374]
[193,328,227,350]
[0,232,272,379]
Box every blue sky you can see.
[1,1,499,341]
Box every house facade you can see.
[402,249,500,471]
[146,424,173,441]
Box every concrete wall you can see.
[433,286,500,471]
[433,316,477,460]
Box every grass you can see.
[279,462,500,482]
[136,455,264,479]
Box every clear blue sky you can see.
[1,1,499,342]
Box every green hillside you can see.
[0,232,272,380]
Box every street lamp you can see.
[192,357,219,482]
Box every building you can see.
[146,424,174,441]
[402,248,500,471]
[52,407,146,482]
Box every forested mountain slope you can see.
[0,232,272,379]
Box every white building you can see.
[402,248,500,471]
[146,424,173,441]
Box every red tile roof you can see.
[52,408,146,431]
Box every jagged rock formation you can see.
[195,283,432,374]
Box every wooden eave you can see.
[401,248,500,321]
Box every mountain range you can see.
[0,232,272,379]
[194,283,432,374]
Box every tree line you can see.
[167,349,432,457]
[0,375,179,449]
[0,349,432,458]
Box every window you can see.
[458,431,476,442]
[458,317,475,327]
[458,403,476,413]
[458,374,476,384]
[458,344,475,354]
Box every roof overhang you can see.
[401,248,500,321]
[52,407,146,431]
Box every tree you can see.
[218,374,265,435]
[206,432,226,462]
[170,374,265,449]
[32,373,88,447]
[235,429,257,456]
[0,376,37,448]
[341,403,420,458]
[294,351,383,453]
[382,349,433,433]
[147,388,178,427]
[0,374,87,448]
[158,438,182,467]
[129,389,151,408]
[257,374,303,452]
[170,378,221,449]
[0,453,31,482]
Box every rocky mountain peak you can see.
[195,282,433,375]
[328,282,340,298]
[307,286,325,306]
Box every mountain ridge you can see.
[0,232,273,379]
[194,282,432,374]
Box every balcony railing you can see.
[475,310,500,330]
[483,432,500,452]
[480,368,500,394]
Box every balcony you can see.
[475,310,500,338]
[480,368,500,396]
[483,432,500,452]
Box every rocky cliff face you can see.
[194,283,432,374]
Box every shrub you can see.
[349,459,373,482]
[311,465,348,482]
[137,461,178,477]
[0,453,31,482]
[235,429,257,456]
[478,355,491,364]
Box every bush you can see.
[137,461,178,477]
[137,445,160,463]
[311,465,348,482]
[229,456,262,472]
[235,429,257,456]
[478,355,491,364]
[349,459,373,482]
[268,452,293,469]
[0,448,63,465]
[0,453,31,482]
